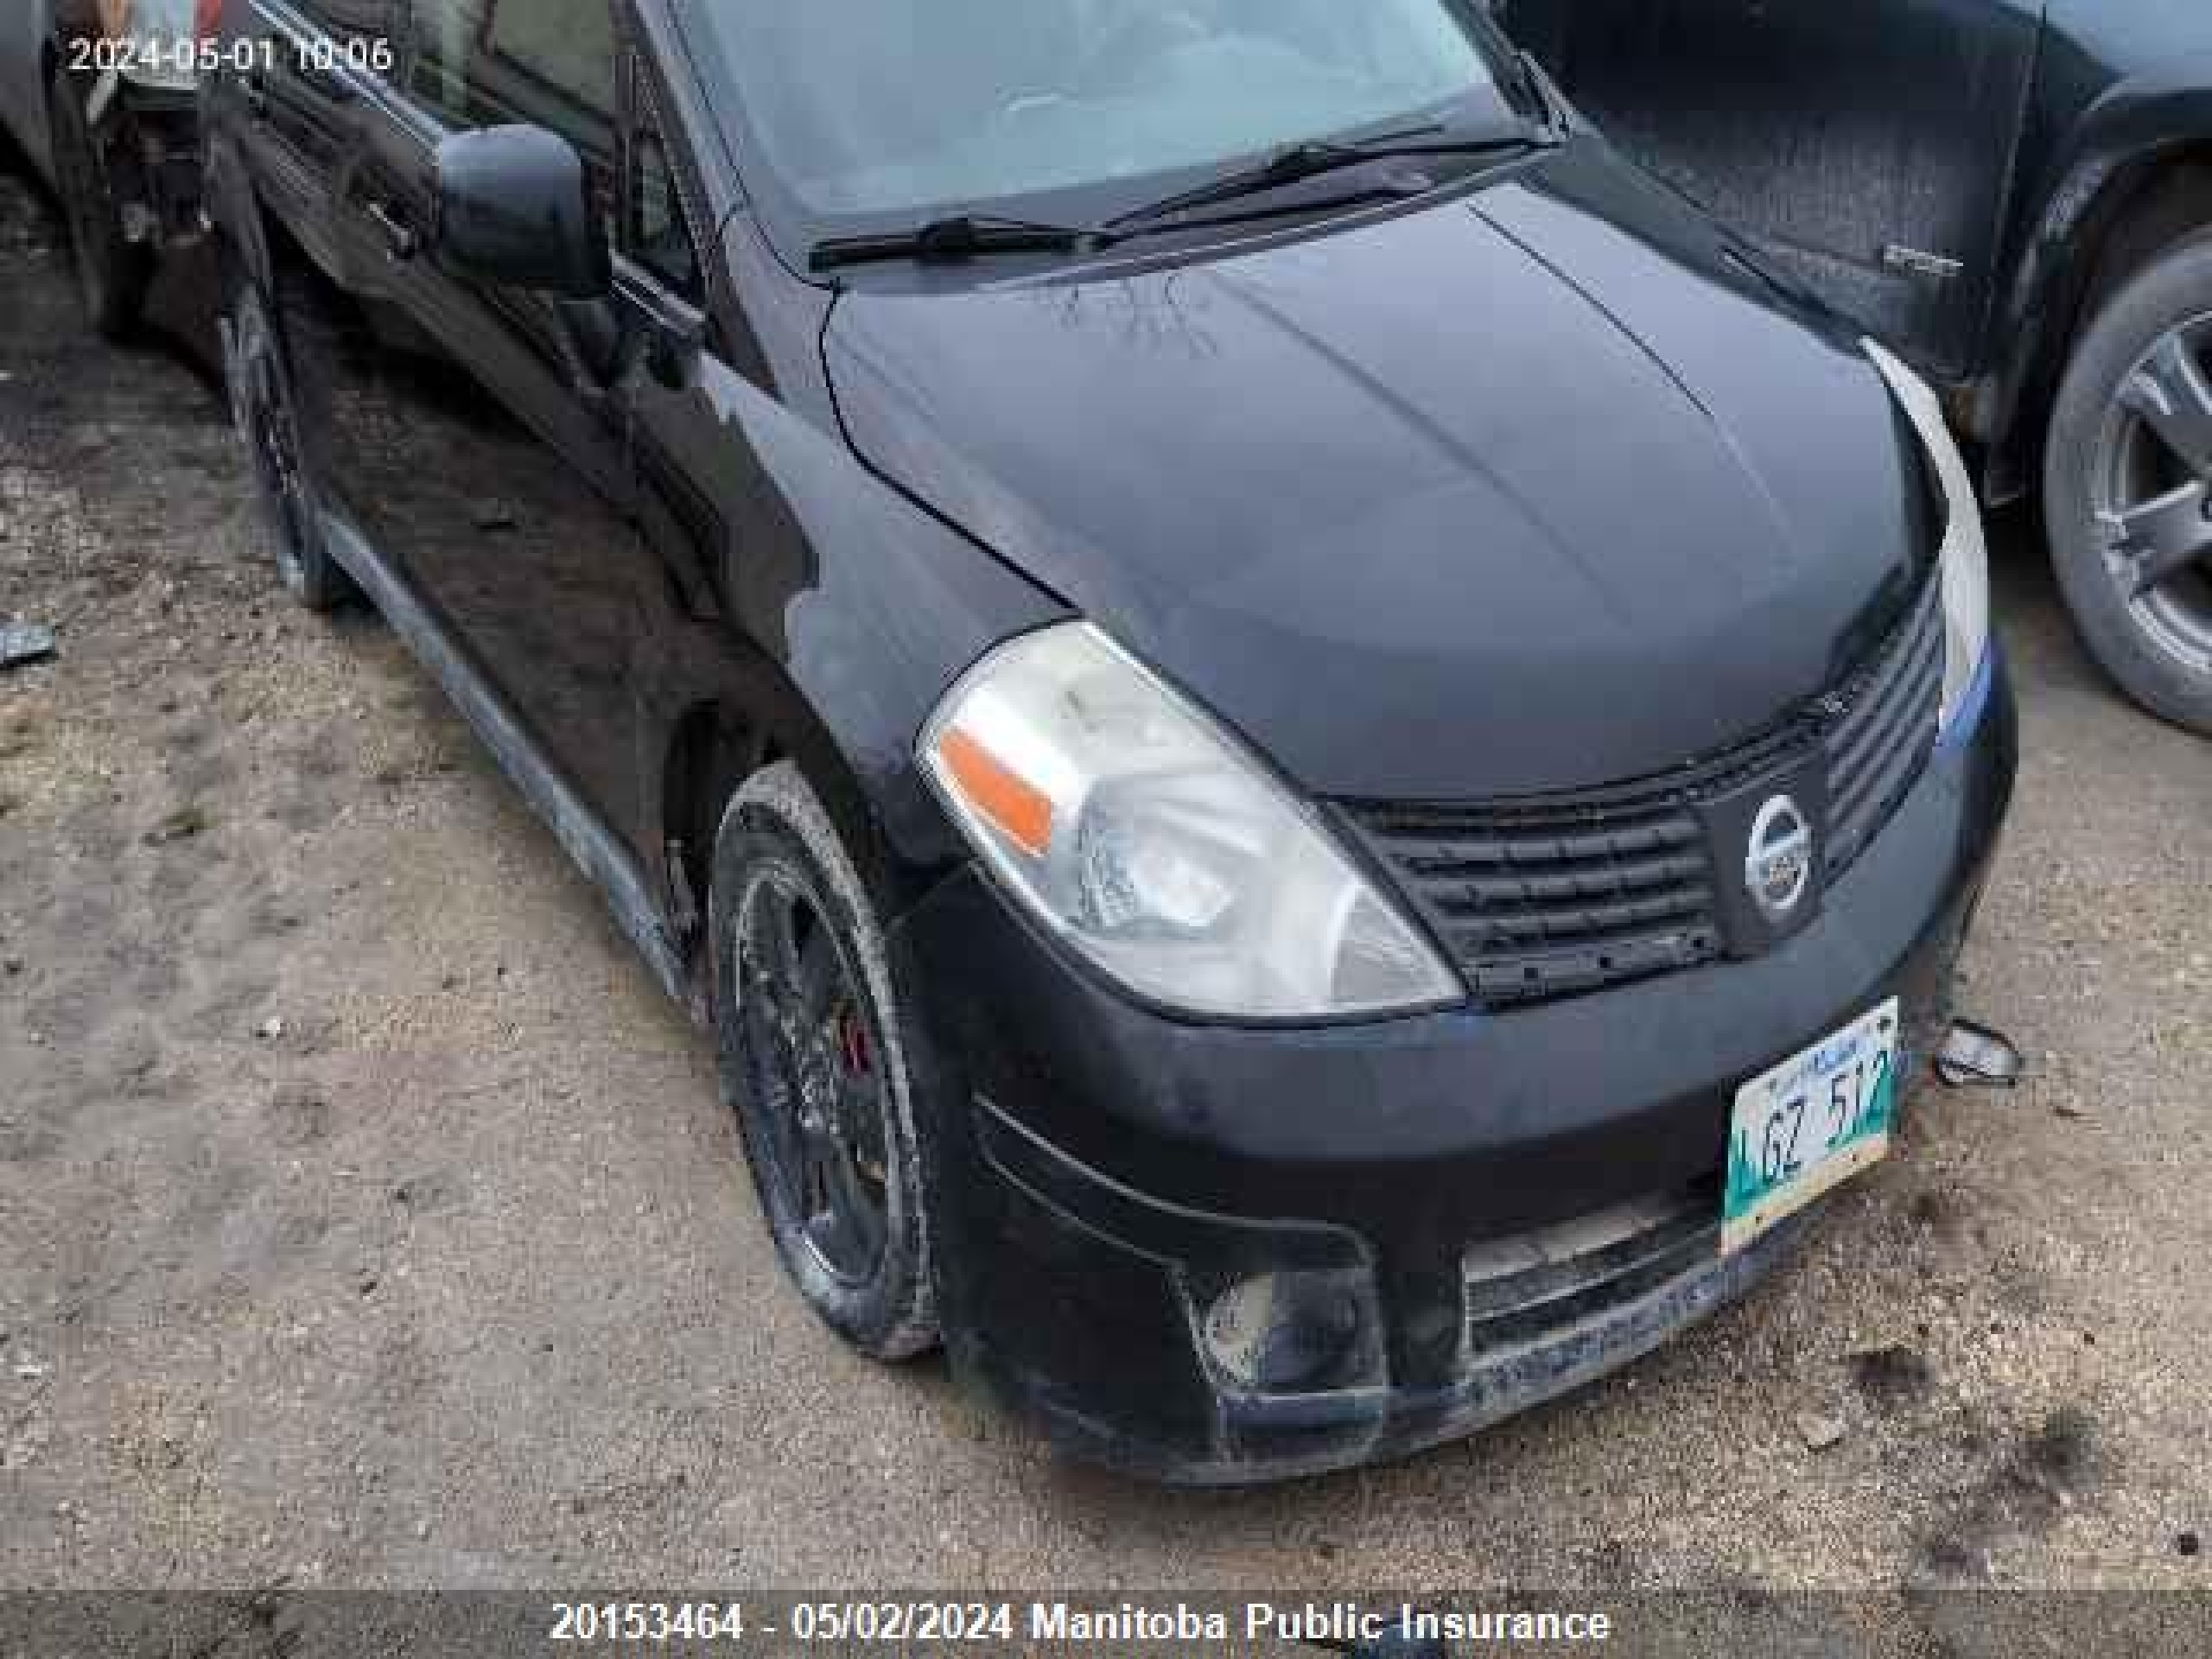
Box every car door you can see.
[1498,0,2045,378]
[257,0,659,850]
[609,54,732,675]
[231,1,395,240]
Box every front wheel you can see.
[711,762,940,1361]
[44,60,150,340]
[223,265,356,611]
[2044,231,2212,734]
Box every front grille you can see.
[1346,785,1730,1005]
[1825,575,1945,873]
[1341,575,1944,1007]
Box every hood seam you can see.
[1472,198,1808,574]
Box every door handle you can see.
[365,200,422,262]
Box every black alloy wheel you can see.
[713,762,938,1360]
[223,271,354,610]
[734,868,895,1289]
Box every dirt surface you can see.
[3,148,2209,1611]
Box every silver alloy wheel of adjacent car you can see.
[2047,229,2212,734]
[2089,315,2212,677]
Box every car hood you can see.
[823,143,1930,801]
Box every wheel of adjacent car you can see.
[2045,229,2212,734]
[44,60,150,340]
[223,266,356,611]
[710,761,939,1361]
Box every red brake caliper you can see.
[836,1006,871,1077]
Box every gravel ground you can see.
[2,146,2209,1618]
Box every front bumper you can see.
[893,653,2018,1483]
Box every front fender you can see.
[1982,60,2212,450]
[631,341,1065,889]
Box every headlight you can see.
[919,622,1462,1020]
[1865,340,1991,734]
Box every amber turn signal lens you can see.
[935,728,1054,858]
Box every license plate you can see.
[1722,998,1900,1255]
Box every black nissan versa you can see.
[200,0,2016,1481]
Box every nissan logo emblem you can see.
[1745,794,1815,924]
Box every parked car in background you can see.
[0,0,208,335]
[0,2,62,185]
[1497,0,2212,734]
[202,0,2014,1481]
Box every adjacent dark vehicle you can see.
[201,0,2015,1481]
[7,0,214,336]
[1499,0,2212,733]
[0,3,64,182]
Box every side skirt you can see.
[319,508,693,1011]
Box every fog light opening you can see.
[1201,1271,1376,1396]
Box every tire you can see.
[222,263,357,611]
[2044,229,2212,734]
[710,762,939,1361]
[44,60,150,340]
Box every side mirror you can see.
[433,125,611,299]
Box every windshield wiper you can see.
[806,120,1556,274]
[1107,121,1552,232]
[809,213,1102,273]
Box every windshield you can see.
[678,0,1516,226]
